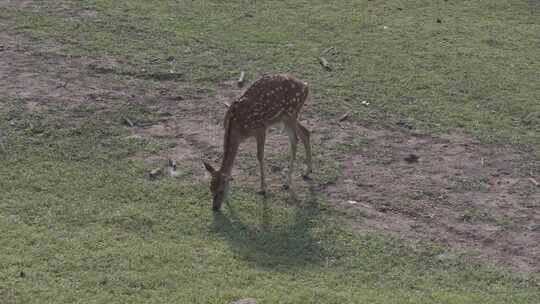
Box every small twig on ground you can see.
[0,131,4,153]
[123,117,135,127]
[317,57,332,70]
[149,168,162,179]
[338,112,350,122]
[529,177,539,187]
[222,102,230,108]
[55,80,68,90]
[237,71,246,87]
[323,47,335,54]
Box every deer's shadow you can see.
[211,189,325,271]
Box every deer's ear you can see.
[203,161,216,174]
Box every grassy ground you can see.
[2,0,539,150]
[1,98,538,303]
[1,1,539,303]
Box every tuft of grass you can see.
[460,207,514,229]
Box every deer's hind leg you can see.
[294,120,312,177]
[284,123,298,190]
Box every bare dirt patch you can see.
[2,32,538,272]
[0,33,137,111]
[322,123,539,272]
[0,0,34,9]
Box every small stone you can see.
[436,253,453,261]
[404,154,419,163]
[168,159,177,171]
[270,165,281,173]
[377,206,389,213]
[397,119,414,130]
[529,224,540,232]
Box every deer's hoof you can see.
[257,190,266,196]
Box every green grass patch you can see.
[1,0,539,153]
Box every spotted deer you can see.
[203,74,312,211]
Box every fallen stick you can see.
[318,57,331,70]
[123,117,135,127]
[149,167,162,179]
[338,112,350,122]
[529,177,539,187]
[323,47,335,54]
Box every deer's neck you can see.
[219,121,240,176]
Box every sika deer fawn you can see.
[203,74,312,211]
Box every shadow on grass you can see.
[211,190,325,271]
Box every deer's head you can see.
[203,161,231,211]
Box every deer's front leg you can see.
[256,131,267,195]
[285,126,298,190]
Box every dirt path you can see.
[2,32,538,272]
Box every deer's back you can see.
[226,74,309,131]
